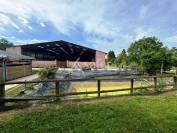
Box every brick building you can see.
[6,40,106,69]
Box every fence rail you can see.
[0,75,177,107]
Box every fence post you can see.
[130,79,134,95]
[0,83,5,107]
[154,77,157,90]
[55,81,60,97]
[174,76,177,89]
[97,80,101,98]
[25,80,27,90]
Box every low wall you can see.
[32,60,57,67]
[32,60,105,69]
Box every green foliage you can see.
[38,68,57,79]
[115,49,127,67]
[171,47,177,67]
[127,37,172,74]
[107,50,116,65]
[0,38,13,50]
[158,78,166,92]
[1,95,177,132]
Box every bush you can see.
[38,68,57,79]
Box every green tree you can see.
[116,49,127,68]
[107,50,116,65]
[140,47,172,75]
[171,47,177,74]
[0,38,13,50]
[127,37,172,75]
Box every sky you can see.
[0,0,177,54]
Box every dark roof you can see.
[18,40,106,54]
[0,49,34,61]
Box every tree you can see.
[171,47,177,74]
[107,50,116,65]
[127,37,172,75]
[116,49,127,68]
[0,38,13,50]
[140,47,172,75]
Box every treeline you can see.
[0,38,13,50]
[107,37,177,75]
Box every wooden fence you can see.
[0,75,177,107]
[0,63,32,81]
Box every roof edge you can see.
[15,40,107,54]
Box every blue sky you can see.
[0,0,177,54]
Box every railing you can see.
[0,75,177,107]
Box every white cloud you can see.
[0,0,121,36]
[13,38,48,45]
[165,35,177,43]
[0,35,9,39]
[134,28,150,41]
[40,23,45,27]
[0,0,163,52]
[18,17,29,24]
[18,29,23,33]
[0,13,19,30]
[87,33,133,54]
[0,0,129,52]
[27,26,32,30]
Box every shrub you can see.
[38,68,57,79]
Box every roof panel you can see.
[0,49,34,60]
[20,40,106,54]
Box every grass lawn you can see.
[6,84,34,97]
[1,90,177,133]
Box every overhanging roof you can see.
[20,40,106,54]
[18,40,106,61]
[0,49,34,61]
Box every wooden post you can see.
[2,60,7,82]
[97,80,101,98]
[0,83,5,107]
[154,77,157,90]
[55,81,60,96]
[25,80,27,90]
[130,79,134,95]
[174,76,177,89]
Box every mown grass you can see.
[6,83,34,97]
[1,91,177,133]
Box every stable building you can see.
[0,50,33,81]
[6,40,106,69]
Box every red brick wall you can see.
[95,51,105,68]
[6,47,22,54]
[32,60,57,67]
[32,53,105,69]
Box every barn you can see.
[6,40,106,69]
[0,49,33,81]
